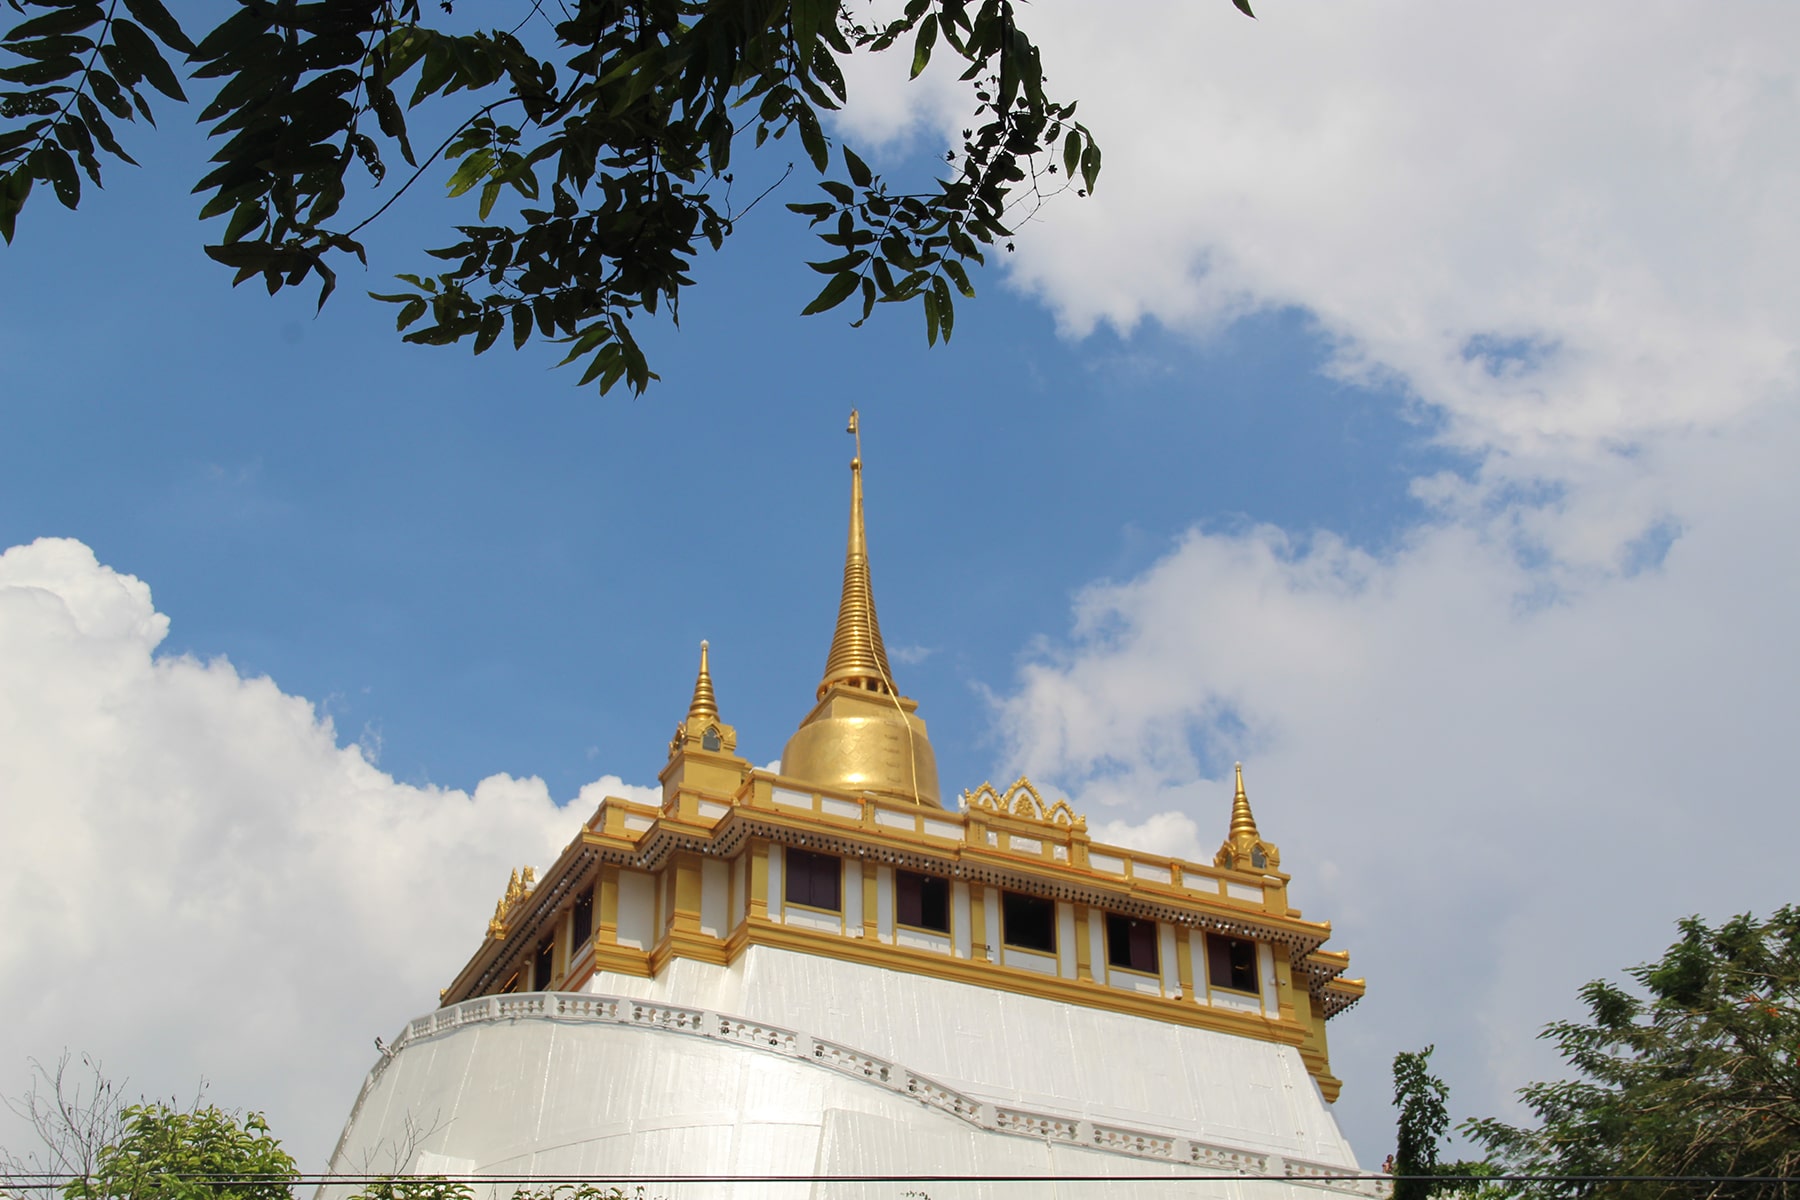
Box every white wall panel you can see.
[700,860,728,938]
[615,871,653,950]
[875,865,894,942]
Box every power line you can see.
[5,1174,1800,1186]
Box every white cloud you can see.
[831,0,1800,1160]
[0,538,658,1170]
[994,398,1800,1152]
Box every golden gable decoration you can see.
[488,866,537,940]
[960,777,1085,829]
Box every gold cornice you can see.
[568,800,1335,955]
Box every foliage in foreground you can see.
[1,0,1253,393]
[1392,1045,1452,1200]
[1466,906,1800,1200]
[62,1102,297,1200]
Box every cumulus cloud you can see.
[995,404,1800,1149]
[0,538,657,1170]
[830,0,1800,1156]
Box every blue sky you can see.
[1,121,1445,800]
[5,0,1800,1175]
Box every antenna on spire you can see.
[847,408,861,466]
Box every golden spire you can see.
[1217,762,1279,872]
[781,411,942,807]
[1228,762,1259,845]
[686,640,719,724]
[816,408,896,700]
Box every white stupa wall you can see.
[587,947,1356,1164]
[327,948,1364,1200]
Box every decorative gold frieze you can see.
[961,777,1085,829]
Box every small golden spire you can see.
[1229,762,1259,844]
[817,409,896,699]
[687,639,719,724]
[1217,761,1279,872]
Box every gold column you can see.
[1175,927,1196,1001]
[748,841,769,920]
[862,865,879,940]
[597,867,619,944]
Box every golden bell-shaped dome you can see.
[780,413,941,807]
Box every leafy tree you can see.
[1466,906,1800,1200]
[62,1102,297,1200]
[1,0,1254,394]
[1394,1045,1453,1200]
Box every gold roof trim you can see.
[962,777,1086,829]
[816,409,895,700]
[487,866,536,940]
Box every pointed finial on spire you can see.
[817,409,895,699]
[687,639,719,724]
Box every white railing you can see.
[374,991,1386,1197]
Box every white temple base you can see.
[326,949,1368,1200]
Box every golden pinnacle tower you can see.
[1216,761,1280,872]
[780,411,941,806]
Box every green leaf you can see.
[0,56,82,85]
[1232,0,1256,16]
[0,170,31,243]
[1062,130,1080,180]
[795,105,828,173]
[4,4,104,40]
[110,18,185,101]
[75,93,135,164]
[942,258,974,298]
[473,310,502,354]
[932,273,953,341]
[843,146,872,189]
[910,13,938,79]
[88,69,132,119]
[222,200,260,243]
[1079,141,1101,194]
[32,144,78,207]
[395,299,426,330]
[801,269,859,316]
[922,284,939,346]
[121,0,194,55]
[807,250,869,274]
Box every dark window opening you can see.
[896,871,950,933]
[570,889,593,951]
[499,971,522,995]
[1206,933,1260,994]
[1002,891,1057,954]
[533,936,555,990]
[1250,847,1267,869]
[785,848,842,911]
[1105,914,1160,973]
[702,725,721,751]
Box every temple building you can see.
[326,417,1371,1199]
